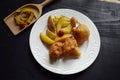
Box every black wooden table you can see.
[0,0,120,80]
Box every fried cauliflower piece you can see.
[72,24,90,45]
[49,37,81,60]
[63,37,81,58]
[49,42,63,59]
[71,47,81,58]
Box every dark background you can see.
[0,0,120,80]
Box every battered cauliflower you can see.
[63,37,81,58]
[49,42,63,59]
[72,24,90,45]
[49,37,81,59]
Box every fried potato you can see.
[53,16,70,27]
[55,34,72,42]
[53,16,60,25]
[62,21,70,28]
[46,29,57,40]
[62,17,70,28]
[70,17,80,27]
[61,24,72,34]
[40,32,55,45]
[56,16,66,33]
[48,16,55,32]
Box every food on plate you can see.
[56,16,66,34]
[48,16,56,32]
[63,37,81,58]
[72,24,90,45]
[60,24,72,34]
[49,42,63,59]
[50,37,80,59]
[39,15,90,61]
[71,47,81,58]
[70,17,79,27]
[40,32,55,45]
[53,16,70,27]
[14,8,36,29]
[56,16,70,35]
[46,29,57,40]
[55,34,72,42]
[58,29,64,37]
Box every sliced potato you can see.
[56,16,66,33]
[48,16,55,32]
[62,21,70,28]
[61,24,72,34]
[53,16,60,25]
[70,17,79,27]
[62,16,70,28]
[40,32,55,45]
[46,29,57,40]
[64,16,70,21]
[53,16,70,26]
[55,34,72,42]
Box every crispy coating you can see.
[72,24,90,45]
[63,37,80,57]
[49,42,63,59]
[71,47,81,58]
[49,37,81,59]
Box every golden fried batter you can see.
[71,47,81,58]
[72,24,90,45]
[49,42,63,59]
[63,37,80,58]
[49,37,81,59]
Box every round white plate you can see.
[29,9,101,75]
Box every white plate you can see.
[29,9,101,75]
